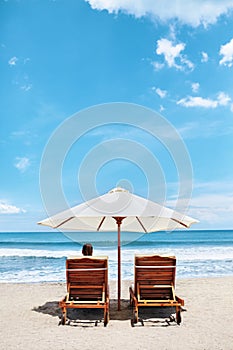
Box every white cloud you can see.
[217,91,231,105]
[156,38,193,70]
[156,38,185,69]
[152,87,167,98]
[192,83,200,92]
[177,96,218,108]
[177,92,231,108]
[14,157,30,172]
[85,0,233,27]
[191,82,200,93]
[219,38,233,67]
[201,51,209,62]
[8,56,18,66]
[0,201,26,214]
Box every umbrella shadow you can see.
[32,299,131,327]
[33,301,62,318]
[33,299,185,327]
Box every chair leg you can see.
[176,306,181,325]
[61,307,67,325]
[129,291,134,307]
[135,307,138,323]
[131,306,138,326]
[104,308,109,327]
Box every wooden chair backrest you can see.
[66,257,108,301]
[134,255,176,293]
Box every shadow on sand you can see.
[33,299,184,327]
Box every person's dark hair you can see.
[82,243,93,256]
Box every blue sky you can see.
[1,0,233,231]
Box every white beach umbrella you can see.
[38,187,198,310]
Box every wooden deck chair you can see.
[59,256,109,326]
[129,255,184,326]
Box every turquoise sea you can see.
[0,230,233,282]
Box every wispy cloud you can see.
[177,92,231,108]
[23,58,30,64]
[20,84,32,92]
[8,56,18,66]
[177,122,200,138]
[10,130,37,146]
[188,193,233,225]
[85,0,233,27]
[219,38,233,67]
[167,180,233,227]
[11,130,31,138]
[0,201,26,214]
[177,119,233,139]
[180,56,194,70]
[14,157,30,173]
[156,38,194,71]
[151,61,164,71]
[8,57,32,91]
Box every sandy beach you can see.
[0,277,232,350]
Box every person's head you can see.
[82,243,93,256]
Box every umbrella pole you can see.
[117,220,121,311]
[114,217,125,311]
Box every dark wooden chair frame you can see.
[129,255,184,326]
[59,257,109,327]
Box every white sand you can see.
[0,277,233,350]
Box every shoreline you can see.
[1,276,233,349]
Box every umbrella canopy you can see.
[38,187,198,310]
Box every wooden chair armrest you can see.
[129,286,137,303]
[59,295,67,307]
[176,295,185,306]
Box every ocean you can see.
[0,230,233,283]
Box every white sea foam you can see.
[120,246,233,261]
[1,245,233,260]
[0,248,76,258]
[0,269,66,283]
[1,242,233,283]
